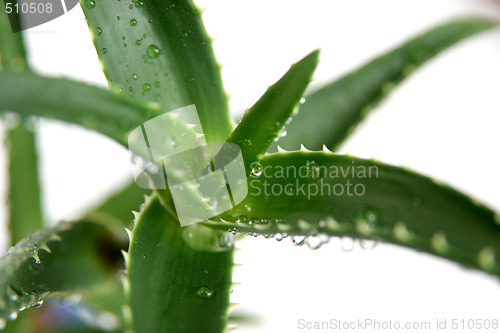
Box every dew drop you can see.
[219,232,235,248]
[30,298,44,309]
[148,18,153,23]
[147,44,160,58]
[8,312,18,321]
[306,233,323,250]
[102,48,108,54]
[251,163,263,176]
[123,43,127,47]
[155,81,161,87]
[274,233,283,241]
[299,97,306,104]
[291,235,305,246]
[85,0,95,9]
[236,215,248,224]
[143,83,151,92]
[197,286,213,299]
[130,18,137,26]
[241,138,251,147]
[477,247,497,270]
[135,1,144,8]
[353,206,380,235]
[359,239,378,250]
[306,161,320,180]
[129,4,133,9]
[116,16,120,20]
[135,39,142,46]
[96,27,102,35]
[340,237,355,252]
[393,222,413,242]
[431,232,449,253]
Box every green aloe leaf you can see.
[125,194,235,333]
[206,151,500,277]
[5,122,44,245]
[228,50,319,172]
[0,71,160,146]
[272,19,498,151]
[0,217,127,328]
[81,0,233,142]
[1,0,43,245]
[0,1,27,71]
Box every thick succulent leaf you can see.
[0,71,158,146]
[1,3,44,245]
[228,50,319,172]
[81,0,233,142]
[5,123,44,245]
[206,151,500,277]
[272,19,498,151]
[126,194,235,333]
[0,218,127,327]
[0,1,27,71]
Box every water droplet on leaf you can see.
[197,286,213,299]
[30,298,43,309]
[251,163,263,176]
[307,161,320,180]
[359,239,378,250]
[291,235,305,246]
[340,237,355,252]
[130,18,137,26]
[147,44,160,58]
[85,0,95,9]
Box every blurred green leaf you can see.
[273,19,498,151]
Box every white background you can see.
[1,0,500,332]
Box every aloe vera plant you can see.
[0,1,499,332]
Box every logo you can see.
[3,0,79,32]
[128,105,248,227]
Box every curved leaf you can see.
[1,0,43,245]
[0,218,127,327]
[206,151,500,277]
[5,123,44,245]
[0,71,158,146]
[126,194,235,333]
[0,1,27,71]
[272,19,498,151]
[81,0,233,142]
[228,50,319,173]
